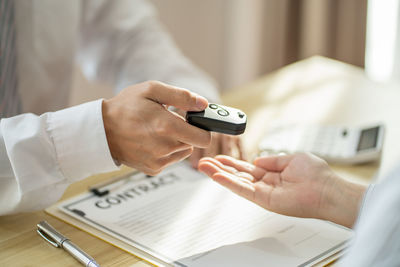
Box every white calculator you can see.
[258,124,385,164]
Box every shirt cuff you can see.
[48,99,119,182]
[355,183,376,224]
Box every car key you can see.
[186,103,247,135]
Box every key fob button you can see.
[209,104,218,109]
[217,109,229,116]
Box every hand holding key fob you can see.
[186,103,247,135]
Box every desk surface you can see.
[1,56,400,266]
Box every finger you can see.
[214,155,266,181]
[169,108,186,121]
[212,172,256,202]
[199,157,238,176]
[174,119,212,148]
[254,154,295,172]
[171,108,186,118]
[122,161,163,176]
[162,112,211,148]
[189,147,204,168]
[198,160,222,178]
[261,172,282,186]
[236,137,246,160]
[139,166,163,176]
[143,81,208,111]
[199,157,255,182]
[203,132,221,157]
[158,147,194,169]
[167,109,211,147]
[162,142,193,157]
[221,135,233,156]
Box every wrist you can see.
[102,99,121,163]
[320,173,367,228]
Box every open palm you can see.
[198,153,336,220]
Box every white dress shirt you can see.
[339,164,400,266]
[0,0,218,215]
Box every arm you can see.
[339,166,400,266]
[199,153,400,266]
[198,153,367,228]
[0,100,118,215]
[1,81,211,215]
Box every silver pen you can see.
[37,221,100,267]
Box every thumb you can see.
[143,81,208,111]
[254,154,294,172]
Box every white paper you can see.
[59,162,352,266]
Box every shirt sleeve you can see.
[353,183,376,224]
[0,99,119,215]
[77,0,220,102]
[339,165,400,266]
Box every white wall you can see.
[150,0,227,89]
[70,0,269,107]
[150,0,266,91]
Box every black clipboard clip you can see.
[89,172,153,197]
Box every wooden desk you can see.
[1,56,399,266]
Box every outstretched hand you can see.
[198,153,366,228]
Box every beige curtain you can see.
[260,0,368,74]
[150,0,367,90]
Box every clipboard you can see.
[46,203,166,266]
[46,169,168,266]
[46,162,352,267]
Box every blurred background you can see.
[71,0,400,103]
[150,0,399,90]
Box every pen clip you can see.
[37,221,68,248]
[37,228,60,248]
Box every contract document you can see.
[58,162,352,266]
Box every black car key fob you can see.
[186,103,247,135]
